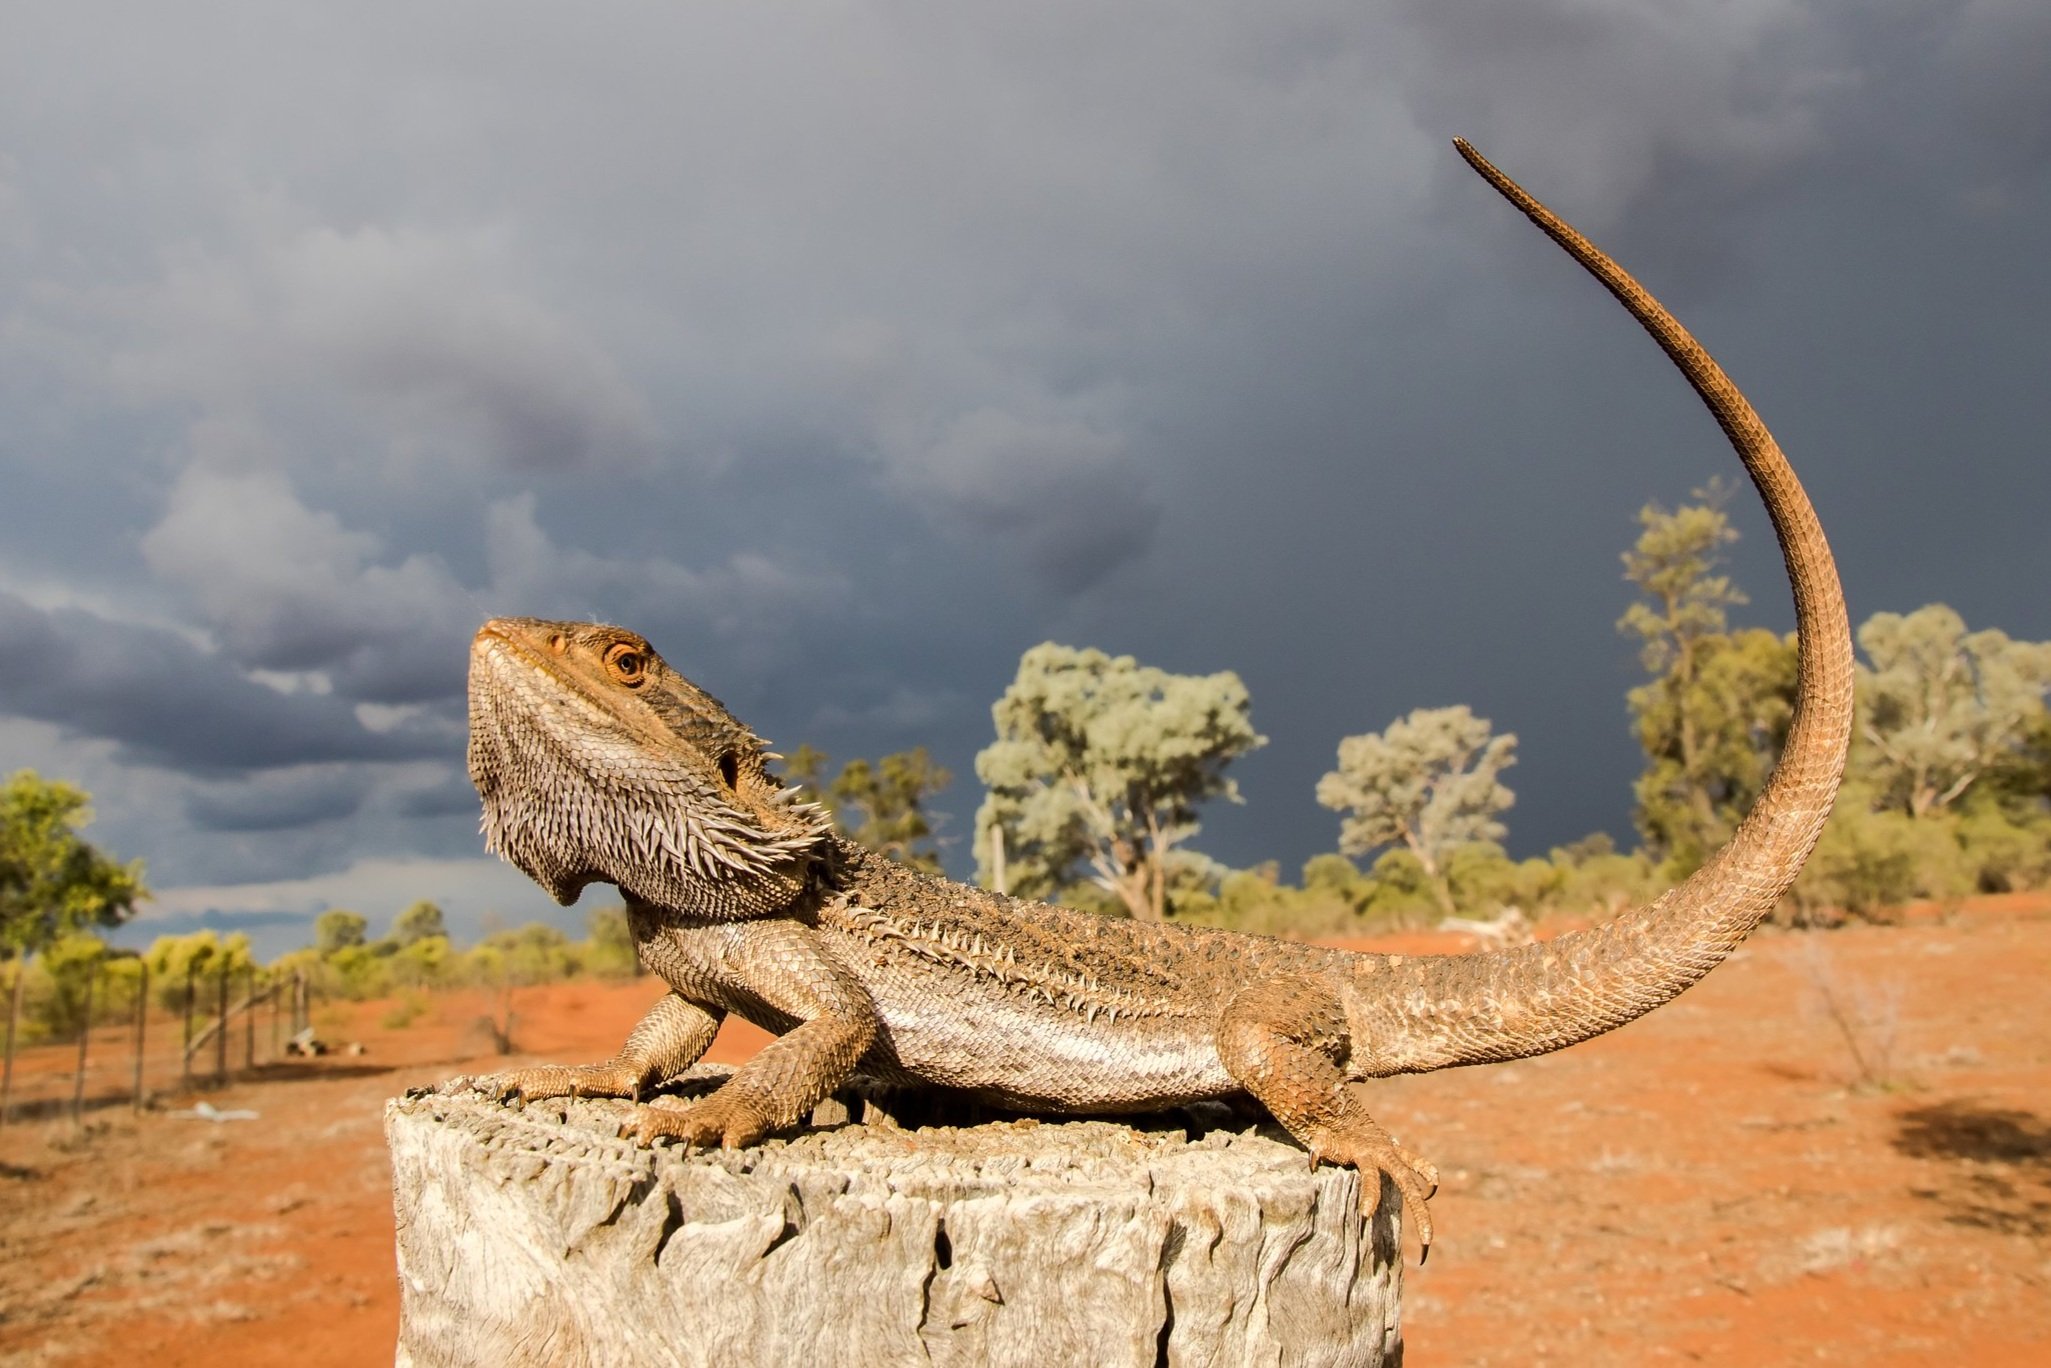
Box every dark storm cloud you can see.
[0,591,444,773]
[0,1,2044,914]
[139,457,479,704]
[101,221,659,479]
[888,408,1160,594]
[1381,0,2051,280]
[393,769,484,820]
[183,765,379,833]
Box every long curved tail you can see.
[1377,141,1854,1072]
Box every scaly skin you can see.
[448,140,1853,1262]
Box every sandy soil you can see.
[2,895,2047,1366]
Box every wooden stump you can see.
[387,1068,1402,1367]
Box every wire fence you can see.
[0,961,320,1132]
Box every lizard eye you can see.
[604,644,647,687]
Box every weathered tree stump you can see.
[387,1068,1401,1367]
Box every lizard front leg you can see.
[623,918,877,1149]
[1216,973,1440,1262]
[450,991,724,1103]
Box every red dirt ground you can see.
[2,895,2048,1366]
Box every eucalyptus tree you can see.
[974,644,1264,921]
[1316,705,1517,916]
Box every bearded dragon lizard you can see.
[453,140,1852,1260]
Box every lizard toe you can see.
[1309,1123,1440,1263]
[486,1062,643,1104]
[620,1093,773,1150]
[620,1102,711,1149]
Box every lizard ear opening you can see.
[717,750,740,790]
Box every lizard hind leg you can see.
[1216,974,1439,1262]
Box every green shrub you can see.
[1954,802,2051,892]
[390,934,455,989]
[381,989,431,1030]
[327,943,392,1000]
[582,906,639,979]
[466,923,581,987]
[1443,842,1563,916]
[1790,794,1969,924]
[142,930,255,1011]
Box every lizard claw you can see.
[460,1062,643,1106]
[432,1072,525,1103]
[619,1107,697,1151]
[1307,1124,1440,1264]
[618,1092,773,1151]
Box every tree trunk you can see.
[1403,830,1458,918]
[987,824,1007,896]
[387,1070,1401,1368]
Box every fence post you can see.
[244,967,257,1070]
[182,962,196,1090]
[214,964,230,1084]
[133,960,150,1113]
[271,973,282,1057]
[71,966,95,1128]
[0,948,23,1132]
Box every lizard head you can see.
[466,616,831,914]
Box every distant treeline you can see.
[0,899,642,1046]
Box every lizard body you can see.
[453,140,1853,1259]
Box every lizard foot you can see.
[446,1061,645,1105]
[619,1091,774,1150]
[1308,1117,1440,1263]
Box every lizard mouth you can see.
[471,620,572,693]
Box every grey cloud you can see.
[0,590,442,773]
[139,457,479,704]
[806,683,966,737]
[183,765,376,832]
[134,455,857,740]
[481,494,852,641]
[393,769,483,820]
[827,325,1161,594]
[890,407,1158,594]
[1377,0,1856,281]
[1910,1,2051,187]
[1386,2,2051,262]
[279,224,657,475]
[100,219,656,478]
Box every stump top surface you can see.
[390,1069,1338,1203]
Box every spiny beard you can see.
[469,662,828,917]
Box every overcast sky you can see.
[3,2,2046,955]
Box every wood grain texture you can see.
[389,1068,1400,1367]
